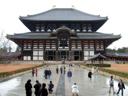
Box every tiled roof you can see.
[7,32,121,40]
[89,53,107,60]
[77,32,121,39]
[107,53,128,57]
[7,32,50,39]
[20,8,107,21]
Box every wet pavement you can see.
[0,64,128,96]
[55,74,65,96]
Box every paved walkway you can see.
[55,74,65,96]
[0,64,128,96]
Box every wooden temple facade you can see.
[7,8,121,61]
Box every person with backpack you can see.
[117,79,125,96]
[109,76,115,94]
[48,81,54,94]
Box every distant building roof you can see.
[89,53,107,60]
[107,53,128,57]
[20,8,107,21]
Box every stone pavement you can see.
[0,65,61,96]
[65,65,128,96]
[55,74,65,96]
[0,64,128,96]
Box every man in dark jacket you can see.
[40,83,48,96]
[48,81,54,94]
[44,69,48,79]
[88,70,92,80]
[117,79,125,96]
[48,69,52,79]
[25,79,32,96]
[34,80,41,96]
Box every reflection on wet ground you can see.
[0,65,128,96]
[0,78,20,96]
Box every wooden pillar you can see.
[55,39,58,61]
[88,40,90,49]
[75,40,78,49]
[50,40,52,49]
[69,51,72,61]
[81,40,84,60]
[31,40,33,60]
[21,40,24,60]
[103,40,106,54]
[94,40,96,54]
[69,39,72,61]
[43,40,46,60]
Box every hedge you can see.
[86,64,111,67]
[99,68,128,78]
[83,64,128,79]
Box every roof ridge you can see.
[19,8,107,19]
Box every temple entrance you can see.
[45,51,56,60]
[44,50,83,61]
[58,51,69,60]
[74,51,83,60]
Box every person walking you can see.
[44,69,48,79]
[40,83,48,96]
[47,69,52,80]
[48,81,54,94]
[63,66,66,74]
[32,68,35,77]
[67,69,72,77]
[72,83,79,96]
[60,67,63,74]
[34,80,41,96]
[25,79,32,96]
[109,76,115,94]
[67,69,72,82]
[35,68,38,77]
[56,67,59,74]
[117,79,125,96]
[88,70,92,80]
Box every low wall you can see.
[10,60,85,64]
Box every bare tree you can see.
[0,31,12,63]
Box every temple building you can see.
[7,8,121,61]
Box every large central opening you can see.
[58,51,69,60]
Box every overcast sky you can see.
[0,0,128,50]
